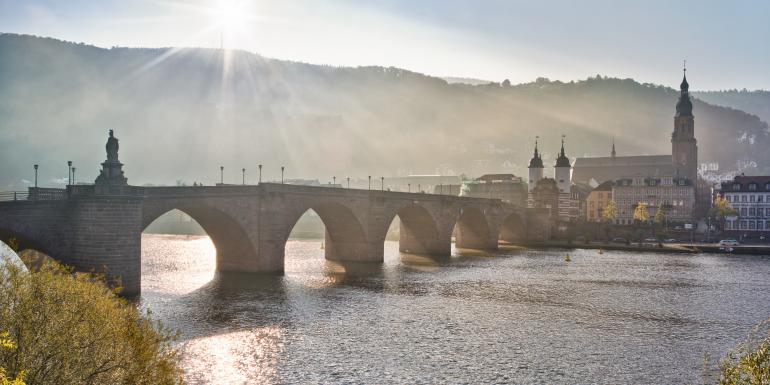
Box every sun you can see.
[210,0,249,29]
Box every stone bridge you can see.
[0,132,550,296]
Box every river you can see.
[139,234,770,384]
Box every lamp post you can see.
[72,167,76,185]
[368,176,371,190]
[281,166,285,184]
[258,164,262,183]
[67,161,72,186]
[220,166,224,185]
[381,176,384,191]
[347,177,350,188]
[439,183,443,195]
[33,164,38,188]
[418,184,421,193]
[242,168,246,185]
[333,176,336,186]
[408,183,411,193]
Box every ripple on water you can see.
[139,235,770,384]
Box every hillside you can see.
[693,90,770,125]
[1,34,768,189]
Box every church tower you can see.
[528,137,544,192]
[554,136,571,193]
[671,65,698,181]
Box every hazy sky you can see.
[1,0,768,90]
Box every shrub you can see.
[0,257,184,385]
[718,318,770,385]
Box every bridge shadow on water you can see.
[140,245,526,342]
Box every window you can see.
[741,208,747,216]
[759,221,765,230]
[733,183,741,191]
[767,208,770,216]
[741,221,748,229]
[750,221,756,230]
[750,208,756,216]
[766,183,770,191]
[751,195,756,203]
[742,195,748,202]
[749,183,758,191]
[760,195,764,203]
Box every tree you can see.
[602,200,618,223]
[654,203,668,226]
[711,195,738,231]
[0,257,183,385]
[718,317,770,384]
[633,202,650,223]
[1,332,25,385]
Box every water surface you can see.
[140,234,770,384]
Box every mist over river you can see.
[139,234,770,384]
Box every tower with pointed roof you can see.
[611,138,616,160]
[672,63,698,182]
[528,137,544,192]
[555,135,571,193]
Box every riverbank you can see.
[518,241,770,256]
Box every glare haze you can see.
[1,0,769,90]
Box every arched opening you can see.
[385,204,445,255]
[453,207,495,250]
[141,206,256,293]
[499,214,526,245]
[284,204,374,283]
[284,203,370,263]
[0,230,54,270]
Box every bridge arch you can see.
[0,222,59,264]
[383,203,447,255]
[141,204,258,272]
[284,202,370,262]
[454,206,497,250]
[499,213,526,244]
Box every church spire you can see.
[555,134,571,168]
[675,60,693,117]
[528,136,544,168]
[611,138,616,159]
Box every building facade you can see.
[460,174,527,207]
[571,68,698,186]
[585,181,614,222]
[721,175,770,236]
[612,175,695,225]
[527,139,583,222]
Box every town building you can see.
[611,175,695,225]
[460,174,527,207]
[527,138,584,222]
[571,68,699,187]
[585,181,614,222]
[720,175,770,235]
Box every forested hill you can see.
[1,34,768,189]
[693,90,770,125]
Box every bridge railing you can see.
[0,191,29,201]
[28,187,67,201]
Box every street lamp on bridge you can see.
[72,167,76,185]
[33,164,38,188]
[220,166,224,185]
[281,166,285,184]
[333,176,336,186]
[67,161,72,186]
[381,176,384,191]
[242,168,245,185]
[368,176,371,190]
[346,177,350,188]
[258,164,262,184]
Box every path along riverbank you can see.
[516,241,770,256]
